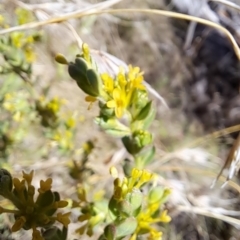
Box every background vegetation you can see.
[0,0,240,239]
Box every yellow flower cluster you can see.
[109,167,171,240]
[131,206,171,240]
[110,167,154,200]
[73,186,107,237]
[36,96,65,127]
[52,129,74,150]
[101,66,145,118]
[10,32,35,63]
[15,8,34,25]
[3,92,32,122]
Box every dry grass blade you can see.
[177,205,240,227]
[211,133,240,188]
[186,124,240,148]
[158,165,240,193]
[0,9,240,59]
[210,0,240,11]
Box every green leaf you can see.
[125,189,143,217]
[86,68,102,96]
[138,146,155,166]
[134,101,152,121]
[108,197,119,219]
[115,217,137,238]
[131,108,156,131]
[95,117,130,137]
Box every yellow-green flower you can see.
[52,129,74,150]
[15,8,34,25]
[56,200,68,208]
[82,43,91,64]
[85,95,97,110]
[56,212,71,227]
[46,97,65,113]
[13,178,26,192]
[148,229,163,240]
[12,111,22,122]
[24,46,35,63]
[38,178,52,193]
[127,65,145,90]
[107,88,129,118]
[158,210,171,223]
[11,32,24,48]
[22,170,34,186]
[117,67,127,89]
[101,73,114,93]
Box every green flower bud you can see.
[0,169,13,197]
[68,58,99,97]
[133,130,152,148]
[122,130,152,155]
[68,63,96,97]
[117,200,132,217]
[115,217,137,238]
[104,224,116,240]
[75,57,88,73]
[122,136,142,155]
[55,54,68,65]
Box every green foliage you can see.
[0,7,171,240]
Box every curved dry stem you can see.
[210,0,240,11]
[63,22,83,49]
[0,8,240,59]
[177,205,240,226]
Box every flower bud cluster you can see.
[0,169,70,240]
